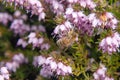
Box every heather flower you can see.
[0,67,9,74]
[53,21,74,38]
[27,32,50,50]
[40,43,50,50]
[88,13,101,27]
[0,75,4,80]
[96,64,107,77]
[33,56,72,78]
[93,64,114,80]
[99,12,118,29]
[33,56,46,67]
[14,10,21,18]
[67,0,96,9]
[10,19,30,35]
[0,67,10,80]
[0,12,13,25]
[17,38,28,48]
[30,25,46,32]
[5,53,28,72]
[99,32,120,54]
[5,0,45,21]
[65,8,95,36]
[28,32,36,39]
[14,10,28,21]
[12,53,28,64]
[45,0,64,15]
[40,65,53,78]
[104,77,114,80]
[5,62,19,72]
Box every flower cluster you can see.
[99,32,120,54]
[93,64,114,80]
[33,55,72,78]
[88,12,118,29]
[30,25,46,33]
[67,0,96,10]
[5,53,28,72]
[64,6,118,36]
[0,12,13,25]
[14,10,28,21]
[9,10,30,35]
[99,12,118,29]
[53,21,74,38]
[45,0,64,15]
[10,19,30,35]
[65,7,96,36]
[0,67,10,80]
[27,32,50,50]
[10,10,47,36]
[1,0,120,79]
[1,10,49,50]
[17,38,28,48]
[5,0,45,21]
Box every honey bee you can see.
[99,12,107,29]
[57,29,78,49]
[99,12,107,22]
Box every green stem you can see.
[83,71,89,80]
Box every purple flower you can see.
[17,38,28,48]
[67,0,96,9]
[27,32,50,50]
[93,64,114,80]
[5,0,45,21]
[33,55,72,78]
[45,0,64,15]
[12,53,28,64]
[5,53,28,72]
[5,62,19,72]
[99,32,120,54]
[0,67,10,80]
[33,56,46,67]
[0,12,13,25]
[53,21,74,38]
[10,19,30,35]
[0,75,4,80]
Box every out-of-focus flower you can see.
[5,0,45,21]
[40,43,50,50]
[67,0,96,10]
[99,32,120,54]
[0,12,13,25]
[14,10,28,21]
[104,77,114,80]
[27,32,50,50]
[45,0,64,15]
[5,53,28,72]
[0,75,4,80]
[33,56,46,67]
[5,62,19,72]
[12,53,28,64]
[14,10,21,18]
[10,19,30,35]
[17,38,28,48]
[30,25,46,32]
[0,67,10,80]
